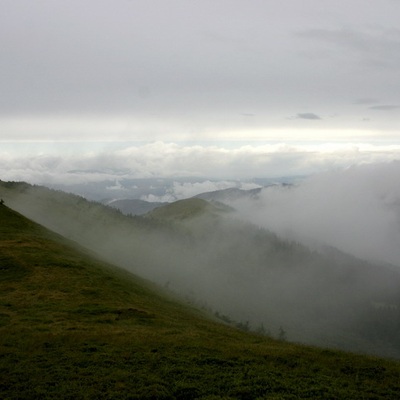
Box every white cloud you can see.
[106,180,127,191]
[233,161,400,266]
[1,141,400,186]
[140,180,261,203]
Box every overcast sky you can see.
[1,0,400,182]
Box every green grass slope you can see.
[1,204,400,399]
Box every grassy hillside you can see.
[2,180,400,360]
[2,204,400,399]
[107,198,166,216]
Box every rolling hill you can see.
[2,201,400,398]
[145,198,233,221]
[105,187,262,217]
[106,198,167,216]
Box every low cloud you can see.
[233,161,400,266]
[141,180,261,203]
[296,113,321,120]
[1,141,400,187]
[354,98,379,105]
[369,105,400,111]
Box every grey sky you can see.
[1,0,400,141]
[1,1,400,181]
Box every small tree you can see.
[256,323,266,335]
[236,320,250,332]
[278,326,287,341]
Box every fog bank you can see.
[233,161,400,266]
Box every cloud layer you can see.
[1,1,400,142]
[2,142,400,186]
[233,161,400,266]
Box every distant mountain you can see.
[2,180,400,359]
[194,186,263,203]
[105,186,262,216]
[47,177,187,202]
[107,198,167,215]
[145,198,233,221]
[46,176,300,202]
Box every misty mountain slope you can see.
[106,198,167,215]
[194,186,264,203]
[150,199,400,353]
[145,197,233,221]
[105,186,265,218]
[230,162,400,268]
[3,203,400,399]
[2,180,400,359]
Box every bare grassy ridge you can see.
[1,204,400,399]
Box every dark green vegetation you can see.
[2,180,400,361]
[2,202,400,399]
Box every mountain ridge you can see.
[105,186,264,216]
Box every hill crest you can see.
[145,197,232,221]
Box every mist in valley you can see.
[231,160,400,267]
[1,161,400,359]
